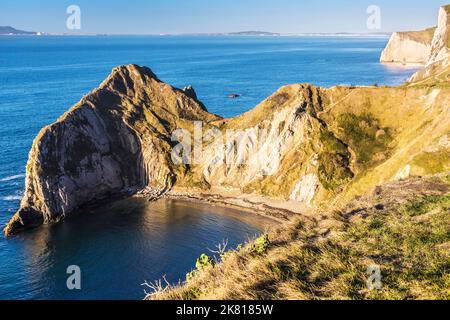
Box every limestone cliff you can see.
[381,5,450,68]
[409,5,450,83]
[380,28,436,64]
[428,5,450,65]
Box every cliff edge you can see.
[409,5,450,83]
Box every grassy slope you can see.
[150,75,450,301]
[150,174,450,300]
[177,83,450,207]
[321,85,450,206]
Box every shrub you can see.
[250,234,270,254]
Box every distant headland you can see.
[0,26,39,35]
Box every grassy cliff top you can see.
[396,27,436,45]
[149,174,450,300]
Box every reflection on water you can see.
[0,198,272,300]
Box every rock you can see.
[408,5,450,82]
[395,165,411,181]
[182,86,198,100]
[289,174,319,205]
[4,64,219,236]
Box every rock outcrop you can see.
[5,63,449,236]
[428,5,450,65]
[4,65,219,236]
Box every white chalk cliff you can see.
[410,5,450,82]
[380,28,436,64]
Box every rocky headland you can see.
[4,4,450,246]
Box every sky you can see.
[0,0,448,34]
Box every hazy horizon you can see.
[0,0,448,35]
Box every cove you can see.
[0,198,273,300]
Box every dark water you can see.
[0,35,420,299]
[0,198,270,300]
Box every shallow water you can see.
[0,35,420,299]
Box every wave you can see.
[0,174,25,182]
[2,195,22,201]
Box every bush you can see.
[186,253,216,281]
[250,234,270,254]
[196,254,215,270]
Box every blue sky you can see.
[0,0,448,34]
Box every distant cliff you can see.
[380,28,436,64]
[409,5,450,82]
[381,5,450,79]
[381,5,450,67]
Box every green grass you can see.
[316,130,354,191]
[413,150,450,174]
[336,113,391,170]
[342,194,450,299]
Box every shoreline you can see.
[161,188,313,223]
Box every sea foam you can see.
[0,174,25,182]
[2,195,22,201]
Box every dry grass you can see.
[396,27,436,45]
[148,174,450,300]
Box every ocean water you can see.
[0,35,419,300]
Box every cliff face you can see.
[381,5,450,67]
[380,28,436,64]
[4,65,219,236]
[428,5,450,65]
[410,5,450,83]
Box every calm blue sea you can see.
[0,35,419,300]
